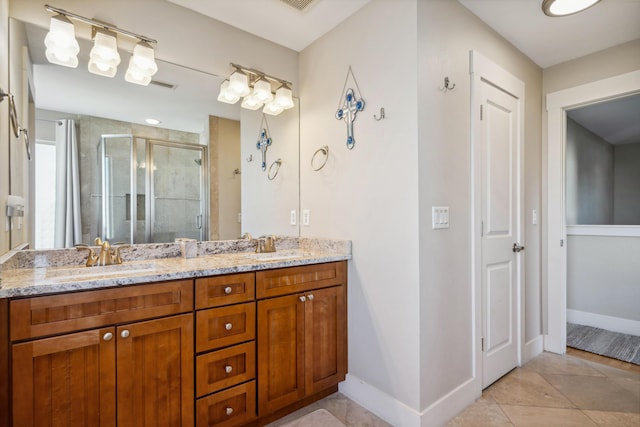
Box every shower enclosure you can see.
[98,135,207,244]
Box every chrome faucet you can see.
[255,235,277,253]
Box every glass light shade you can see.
[241,94,264,110]
[228,70,251,97]
[217,80,240,104]
[88,29,121,78]
[125,42,158,86]
[252,79,273,103]
[263,100,284,116]
[542,0,601,16]
[44,15,79,68]
[274,85,294,110]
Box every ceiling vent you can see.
[279,0,317,11]
[149,80,177,90]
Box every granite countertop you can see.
[0,237,351,298]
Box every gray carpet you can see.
[567,323,640,365]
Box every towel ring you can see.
[311,145,329,171]
[268,158,282,181]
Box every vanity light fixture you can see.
[88,28,120,77]
[145,118,161,125]
[125,41,158,85]
[44,14,80,68]
[44,4,158,85]
[542,0,601,17]
[217,63,294,116]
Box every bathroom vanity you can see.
[0,238,350,427]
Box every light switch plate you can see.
[302,209,310,226]
[432,206,449,229]
[290,210,297,226]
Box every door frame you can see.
[544,70,640,354]
[470,50,525,390]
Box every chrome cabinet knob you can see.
[224,286,233,294]
[120,330,130,338]
[225,407,233,416]
[307,294,314,301]
[225,323,233,331]
[299,296,306,302]
[225,365,233,374]
[103,332,113,341]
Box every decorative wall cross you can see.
[336,88,365,149]
[256,127,272,171]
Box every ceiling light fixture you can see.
[217,63,294,116]
[542,0,602,17]
[44,4,158,85]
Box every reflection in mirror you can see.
[565,93,640,225]
[10,18,300,249]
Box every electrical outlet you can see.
[290,210,297,226]
[302,209,310,226]
[237,213,242,224]
[532,209,537,225]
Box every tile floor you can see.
[268,350,639,426]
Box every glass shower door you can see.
[99,134,135,244]
[148,141,205,243]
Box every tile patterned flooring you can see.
[268,350,639,426]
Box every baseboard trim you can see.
[339,374,421,427]
[523,335,544,363]
[567,309,640,336]
[339,373,480,427]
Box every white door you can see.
[480,79,522,388]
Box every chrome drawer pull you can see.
[226,407,233,416]
[120,330,130,339]
[307,294,314,301]
[299,296,306,302]
[225,365,233,374]
[224,286,233,294]
[103,332,113,341]
[225,323,233,331]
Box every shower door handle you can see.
[196,214,202,229]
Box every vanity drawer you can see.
[256,261,347,299]
[196,342,255,397]
[196,302,255,353]
[10,280,194,341]
[195,272,255,309]
[196,380,256,427]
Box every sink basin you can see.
[45,263,158,281]
[244,251,306,261]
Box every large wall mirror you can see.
[9,17,300,250]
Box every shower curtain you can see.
[54,119,83,248]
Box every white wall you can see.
[299,0,421,422]
[614,143,640,225]
[300,0,543,425]
[567,235,640,322]
[417,0,542,417]
[566,118,614,225]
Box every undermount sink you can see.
[244,251,306,261]
[45,263,158,281]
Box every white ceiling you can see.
[567,94,640,145]
[166,0,372,52]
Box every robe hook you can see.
[442,77,456,92]
[373,107,385,121]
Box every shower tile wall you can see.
[75,114,199,245]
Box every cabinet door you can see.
[305,286,347,395]
[12,327,116,426]
[116,313,194,427]
[257,294,305,415]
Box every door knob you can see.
[512,243,525,253]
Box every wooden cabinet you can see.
[256,261,347,416]
[4,260,347,426]
[9,280,194,427]
[195,273,257,427]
